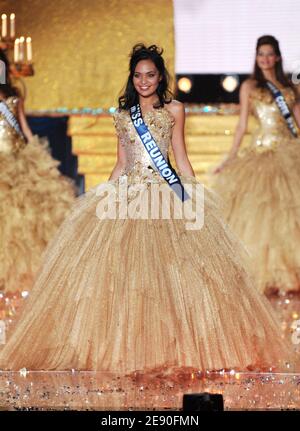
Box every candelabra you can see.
[0,13,34,78]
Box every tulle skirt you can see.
[213,140,300,294]
[0,165,296,374]
[0,136,76,294]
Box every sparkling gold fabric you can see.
[0,106,296,373]
[0,98,26,154]
[249,87,296,152]
[214,87,300,293]
[114,107,175,174]
[0,96,76,294]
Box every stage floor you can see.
[0,294,300,410]
[0,370,299,410]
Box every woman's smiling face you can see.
[133,59,161,98]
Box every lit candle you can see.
[14,38,19,63]
[10,13,15,38]
[19,36,25,62]
[1,14,7,38]
[26,37,32,63]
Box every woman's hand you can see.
[213,155,235,174]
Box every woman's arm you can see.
[167,100,195,177]
[108,137,127,180]
[213,79,252,174]
[17,98,34,141]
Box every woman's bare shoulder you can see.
[165,99,184,117]
[240,78,257,94]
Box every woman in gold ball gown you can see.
[214,35,300,295]
[0,51,75,295]
[0,44,296,375]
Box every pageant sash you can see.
[265,81,298,138]
[0,100,24,138]
[130,104,190,201]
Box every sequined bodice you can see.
[249,86,298,151]
[113,107,174,174]
[0,96,25,154]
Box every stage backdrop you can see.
[0,0,174,110]
[174,0,300,74]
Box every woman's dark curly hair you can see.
[0,49,19,98]
[251,35,296,94]
[118,43,173,110]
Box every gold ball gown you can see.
[0,96,75,294]
[0,106,296,374]
[214,86,300,294]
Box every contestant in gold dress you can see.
[214,35,300,295]
[0,44,296,375]
[0,50,75,295]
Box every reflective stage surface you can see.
[0,293,300,410]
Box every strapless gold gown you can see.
[214,87,300,294]
[0,107,296,374]
[0,96,75,294]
